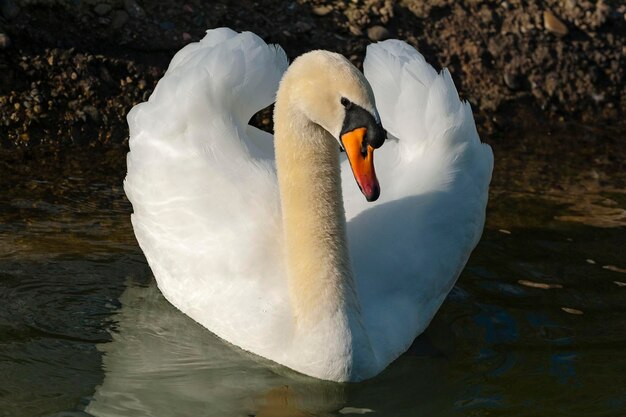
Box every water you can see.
[1,128,625,417]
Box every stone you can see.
[594,0,611,27]
[543,10,569,35]
[312,5,332,16]
[503,70,523,90]
[0,0,19,19]
[111,10,129,29]
[348,25,363,36]
[94,4,112,16]
[0,33,11,49]
[83,106,100,122]
[367,25,390,42]
[295,21,312,32]
[124,0,145,19]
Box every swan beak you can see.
[341,127,380,202]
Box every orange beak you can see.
[341,127,380,202]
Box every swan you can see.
[124,27,493,382]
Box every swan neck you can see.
[274,110,359,325]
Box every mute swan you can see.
[124,28,493,382]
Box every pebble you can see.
[367,25,390,42]
[503,71,522,90]
[0,33,11,49]
[595,0,611,27]
[94,3,112,16]
[543,10,569,35]
[99,67,113,84]
[0,0,20,19]
[295,21,312,32]
[83,105,100,122]
[111,10,129,29]
[124,0,145,19]
[312,5,333,16]
[349,25,363,36]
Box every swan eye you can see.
[340,97,351,108]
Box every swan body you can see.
[124,28,493,382]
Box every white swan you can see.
[124,28,493,382]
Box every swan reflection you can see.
[86,277,464,416]
[86,281,349,416]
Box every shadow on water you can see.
[0,126,625,416]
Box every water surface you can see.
[1,127,625,416]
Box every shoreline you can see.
[1,0,624,147]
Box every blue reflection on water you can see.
[550,352,578,385]
[474,304,519,345]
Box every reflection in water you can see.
[1,131,625,417]
[86,282,348,416]
[85,277,473,416]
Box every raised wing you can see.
[343,40,493,366]
[124,29,291,350]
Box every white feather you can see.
[343,40,493,364]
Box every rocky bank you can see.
[0,0,624,147]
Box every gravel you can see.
[0,0,624,147]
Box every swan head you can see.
[276,50,387,201]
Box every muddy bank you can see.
[0,0,624,147]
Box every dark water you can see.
[1,128,625,417]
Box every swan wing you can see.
[343,40,494,366]
[124,28,291,352]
